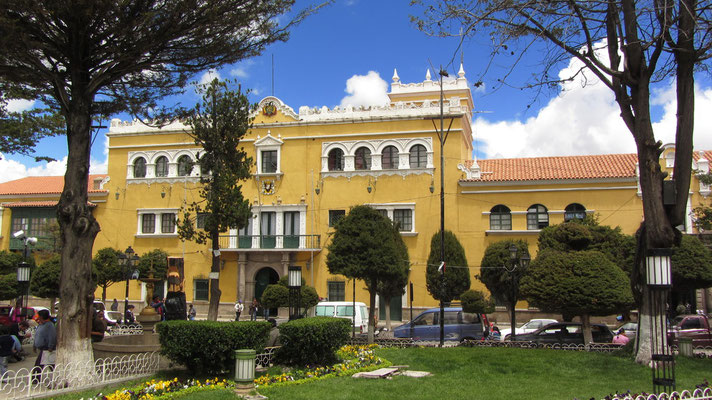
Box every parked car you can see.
[314,301,369,334]
[0,305,13,326]
[668,314,712,346]
[509,322,614,344]
[615,321,638,341]
[393,307,489,341]
[104,310,123,326]
[498,318,558,341]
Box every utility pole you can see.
[438,66,448,348]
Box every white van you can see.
[314,301,369,334]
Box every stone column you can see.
[281,252,291,278]
[238,253,247,303]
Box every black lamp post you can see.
[646,247,675,393]
[118,246,140,323]
[288,266,302,320]
[14,230,37,313]
[505,244,530,342]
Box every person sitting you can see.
[488,326,502,341]
[0,334,18,376]
[91,309,108,343]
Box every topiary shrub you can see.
[460,289,495,314]
[276,317,350,366]
[157,320,271,375]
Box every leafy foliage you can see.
[0,250,33,300]
[276,317,351,366]
[0,273,19,301]
[326,205,410,339]
[138,249,169,280]
[0,99,63,160]
[460,290,495,314]
[477,240,530,307]
[425,230,471,302]
[30,255,61,299]
[692,204,712,232]
[261,284,288,310]
[521,249,634,317]
[671,235,712,291]
[92,247,124,302]
[157,320,270,375]
[0,251,26,275]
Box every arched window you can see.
[490,205,511,230]
[409,144,427,168]
[527,204,549,230]
[155,156,169,177]
[354,147,372,170]
[177,155,193,176]
[564,203,586,222]
[382,145,398,169]
[328,148,344,171]
[133,157,146,178]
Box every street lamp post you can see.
[118,246,140,323]
[504,244,530,342]
[288,266,302,321]
[14,230,37,314]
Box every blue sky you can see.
[2,0,712,183]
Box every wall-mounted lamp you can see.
[315,187,320,195]
[115,189,120,200]
[161,185,171,199]
[429,177,435,193]
[314,179,323,195]
[367,177,377,193]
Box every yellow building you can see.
[1,68,711,321]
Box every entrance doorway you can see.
[379,296,402,321]
[255,267,279,318]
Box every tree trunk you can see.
[384,296,392,331]
[102,285,107,303]
[581,313,593,347]
[368,288,376,343]
[208,228,222,321]
[56,97,101,381]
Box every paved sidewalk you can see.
[5,344,38,373]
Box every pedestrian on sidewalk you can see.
[234,300,244,321]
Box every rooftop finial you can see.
[458,63,465,78]
[392,68,400,83]
[425,69,432,81]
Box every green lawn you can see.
[257,347,712,400]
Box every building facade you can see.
[1,68,711,320]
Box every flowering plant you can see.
[85,377,232,400]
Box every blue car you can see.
[393,307,488,341]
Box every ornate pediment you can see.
[253,96,299,121]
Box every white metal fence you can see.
[608,387,712,399]
[0,352,160,400]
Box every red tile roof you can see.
[463,154,639,182]
[0,175,108,196]
[4,201,97,208]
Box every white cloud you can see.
[473,47,712,159]
[230,66,249,79]
[339,71,390,108]
[198,69,221,86]
[0,154,67,183]
[5,99,35,113]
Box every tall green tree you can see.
[376,226,410,330]
[0,0,320,369]
[477,240,530,315]
[521,249,634,344]
[326,205,409,342]
[30,255,62,308]
[426,230,470,302]
[413,0,711,364]
[671,235,712,292]
[0,251,33,302]
[177,78,253,321]
[138,249,169,283]
[261,276,320,316]
[92,248,123,302]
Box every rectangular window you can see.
[490,214,512,230]
[194,279,209,301]
[261,150,278,173]
[393,209,412,231]
[284,211,300,248]
[328,210,345,227]
[161,213,176,233]
[328,281,345,301]
[142,213,156,234]
[11,217,28,234]
[196,213,208,229]
[376,209,388,218]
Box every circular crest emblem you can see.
[262,102,277,117]
[261,180,275,195]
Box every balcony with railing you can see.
[217,234,321,251]
[8,236,58,252]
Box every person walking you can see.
[188,304,196,321]
[234,300,244,321]
[125,305,136,324]
[249,298,258,321]
[33,309,56,369]
[110,298,119,311]
[612,329,630,345]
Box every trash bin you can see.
[678,337,693,357]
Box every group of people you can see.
[234,298,266,321]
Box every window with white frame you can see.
[355,147,372,170]
[194,279,209,301]
[328,149,344,171]
[254,133,283,175]
[381,146,399,169]
[177,155,193,177]
[369,204,416,234]
[133,157,147,178]
[137,209,178,236]
[490,205,512,230]
[564,203,586,222]
[527,204,549,230]
[409,144,427,168]
[261,150,278,173]
[155,156,169,177]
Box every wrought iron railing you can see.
[0,352,160,400]
[255,346,279,368]
[607,387,712,400]
[9,236,57,252]
[217,234,320,250]
[107,324,144,336]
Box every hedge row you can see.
[276,317,351,366]
[156,320,271,375]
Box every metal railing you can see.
[107,324,144,336]
[255,346,279,368]
[608,387,712,400]
[0,352,160,400]
[217,234,320,250]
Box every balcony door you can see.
[260,212,276,249]
[283,212,300,248]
